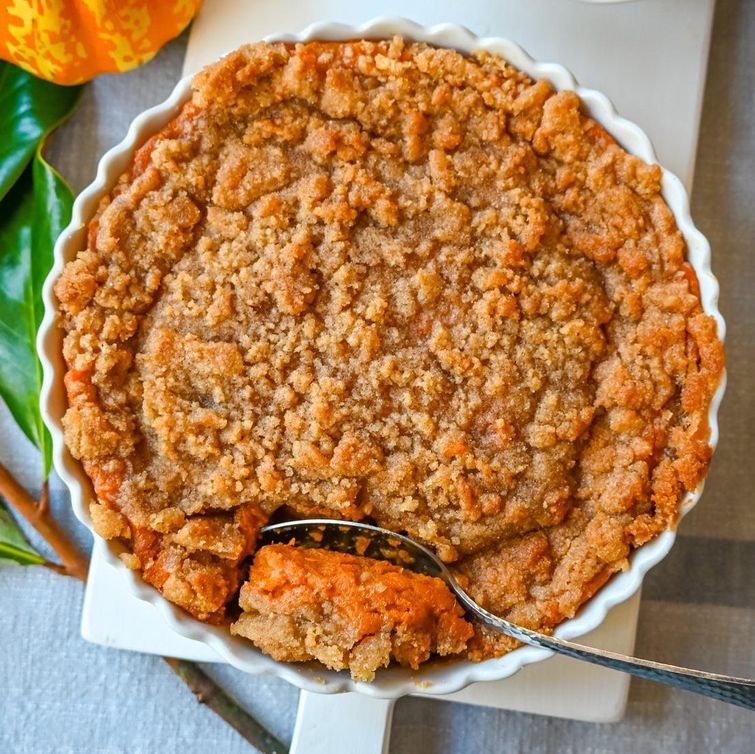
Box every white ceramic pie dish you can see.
[37,17,726,699]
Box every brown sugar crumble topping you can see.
[55,37,723,673]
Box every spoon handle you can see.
[457,594,755,710]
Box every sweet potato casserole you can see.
[55,38,723,680]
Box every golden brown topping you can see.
[56,38,722,657]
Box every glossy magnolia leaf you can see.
[0,151,74,477]
[0,500,43,566]
[0,62,82,203]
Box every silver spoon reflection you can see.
[259,518,754,710]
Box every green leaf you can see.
[0,62,82,203]
[0,500,43,566]
[0,151,74,478]
[0,63,81,479]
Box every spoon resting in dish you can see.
[259,519,754,710]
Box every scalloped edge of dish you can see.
[37,16,726,699]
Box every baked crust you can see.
[55,38,723,661]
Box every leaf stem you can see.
[0,462,88,580]
[37,479,50,515]
[42,559,68,576]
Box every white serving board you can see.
[83,539,641,722]
[82,0,715,731]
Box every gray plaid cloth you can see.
[1,1,754,750]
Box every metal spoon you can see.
[260,518,755,710]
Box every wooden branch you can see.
[164,659,288,754]
[0,462,88,581]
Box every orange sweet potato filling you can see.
[231,545,474,680]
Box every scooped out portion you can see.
[231,545,474,681]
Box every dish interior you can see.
[39,20,725,696]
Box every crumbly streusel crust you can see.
[55,38,723,657]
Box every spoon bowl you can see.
[260,518,446,577]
